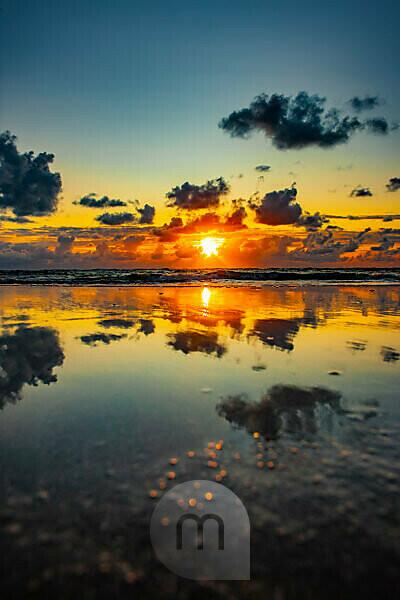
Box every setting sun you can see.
[199,237,224,257]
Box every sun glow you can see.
[199,237,224,257]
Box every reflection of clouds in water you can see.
[347,340,367,352]
[98,317,155,336]
[98,318,136,329]
[167,331,227,358]
[138,319,155,336]
[0,326,64,408]
[80,333,127,346]
[381,346,400,362]
[81,317,156,346]
[250,319,300,352]
[217,384,342,439]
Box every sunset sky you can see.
[0,0,399,268]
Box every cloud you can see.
[96,212,137,225]
[153,217,183,242]
[370,236,395,251]
[364,118,389,134]
[55,234,75,256]
[174,242,198,260]
[166,177,230,210]
[297,212,328,230]
[0,215,33,224]
[181,207,247,233]
[136,203,155,224]
[154,203,247,239]
[386,177,400,192]
[349,95,381,112]
[95,200,156,226]
[250,186,302,225]
[75,193,127,208]
[224,206,247,229]
[255,165,271,172]
[326,213,400,221]
[289,227,372,262]
[219,91,390,150]
[0,131,62,216]
[0,326,64,409]
[350,186,373,198]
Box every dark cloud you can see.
[350,186,373,198]
[80,333,127,346]
[167,331,226,357]
[136,203,155,224]
[95,202,155,226]
[76,194,127,208]
[55,234,75,256]
[0,131,62,216]
[289,226,372,262]
[0,326,64,409]
[217,384,342,440]
[326,213,400,221]
[154,203,247,238]
[364,118,389,134]
[349,95,381,112]
[153,216,183,242]
[166,177,230,210]
[370,236,395,252]
[0,215,33,224]
[255,165,271,172]
[386,177,400,192]
[297,212,327,230]
[219,92,390,150]
[250,186,302,225]
[96,212,137,226]
[183,207,247,233]
[224,206,247,229]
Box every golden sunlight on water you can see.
[201,286,212,308]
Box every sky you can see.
[0,0,399,268]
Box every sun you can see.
[199,237,224,257]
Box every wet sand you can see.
[0,284,399,598]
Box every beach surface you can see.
[0,283,399,598]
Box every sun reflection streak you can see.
[201,287,211,308]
